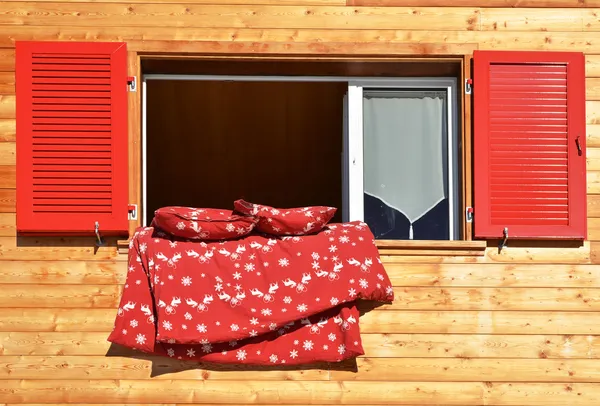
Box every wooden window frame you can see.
[118,53,486,256]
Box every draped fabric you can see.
[362,91,447,239]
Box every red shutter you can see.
[16,41,129,236]
[473,50,587,240]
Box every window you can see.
[342,78,459,241]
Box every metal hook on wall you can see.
[95,221,105,247]
[499,227,508,252]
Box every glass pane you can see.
[362,89,449,240]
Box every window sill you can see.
[376,239,487,256]
[118,238,487,256]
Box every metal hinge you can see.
[128,204,138,221]
[127,76,137,92]
[465,78,472,95]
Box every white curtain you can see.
[363,91,447,239]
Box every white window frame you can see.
[141,74,459,240]
[344,78,460,240]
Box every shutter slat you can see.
[474,50,586,239]
[16,41,128,235]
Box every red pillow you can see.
[233,199,336,236]
[151,206,257,240]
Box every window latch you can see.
[576,135,582,156]
[95,221,105,247]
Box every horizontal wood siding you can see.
[1,2,600,405]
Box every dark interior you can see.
[145,79,347,222]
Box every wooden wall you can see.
[3,1,600,405]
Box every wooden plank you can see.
[6,26,600,52]
[480,8,583,31]
[349,0,600,6]
[585,9,600,30]
[385,263,600,287]
[5,284,600,311]
[0,355,329,380]
[332,358,600,382]
[3,380,600,405]
[0,285,121,308]
[0,212,14,236]
[0,95,14,119]
[0,4,481,30]
[588,55,600,77]
[4,261,600,287]
[5,308,600,334]
[0,188,15,212]
[588,147,600,171]
[4,331,600,359]
[385,287,600,311]
[132,40,477,56]
[589,171,600,194]
[588,78,600,101]
[7,284,600,311]
[0,119,15,142]
[0,49,14,72]
[0,261,124,284]
[0,237,122,261]
[0,380,486,404]
[588,101,600,124]
[2,355,600,382]
[589,194,600,217]
[128,51,142,235]
[589,217,600,240]
[0,72,14,94]
[0,142,15,165]
[362,333,600,359]
[0,0,347,4]
[0,165,15,188]
[588,125,600,148]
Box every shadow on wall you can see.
[104,301,387,377]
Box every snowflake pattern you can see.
[108,220,394,365]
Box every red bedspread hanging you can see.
[108,221,394,365]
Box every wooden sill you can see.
[376,239,487,257]
[118,238,487,256]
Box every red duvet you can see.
[108,221,394,365]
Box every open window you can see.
[343,78,459,240]
[142,72,460,241]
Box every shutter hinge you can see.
[127,76,137,92]
[465,78,472,95]
[465,206,473,223]
[128,204,138,221]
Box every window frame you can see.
[343,77,460,240]
[141,74,461,239]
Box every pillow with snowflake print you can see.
[151,206,258,240]
[233,199,337,236]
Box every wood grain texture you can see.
[480,8,584,31]
[1,355,600,382]
[0,72,14,94]
[0,49,15,71]
[0,188,15,212]
[0,165,15,188]
[0,119,15,142]
[3,331,600,359]
[0,212,14,236]
[4,308,600,334]
[0,95,14,119]
[3,284,600,311]
[348,0,596,6]
[4,260,600,287]
[2,380,600,404]
[0,142,15,166]
[5,25,600,51]
[0,4,481,30]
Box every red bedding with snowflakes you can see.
[108,221,394,365]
